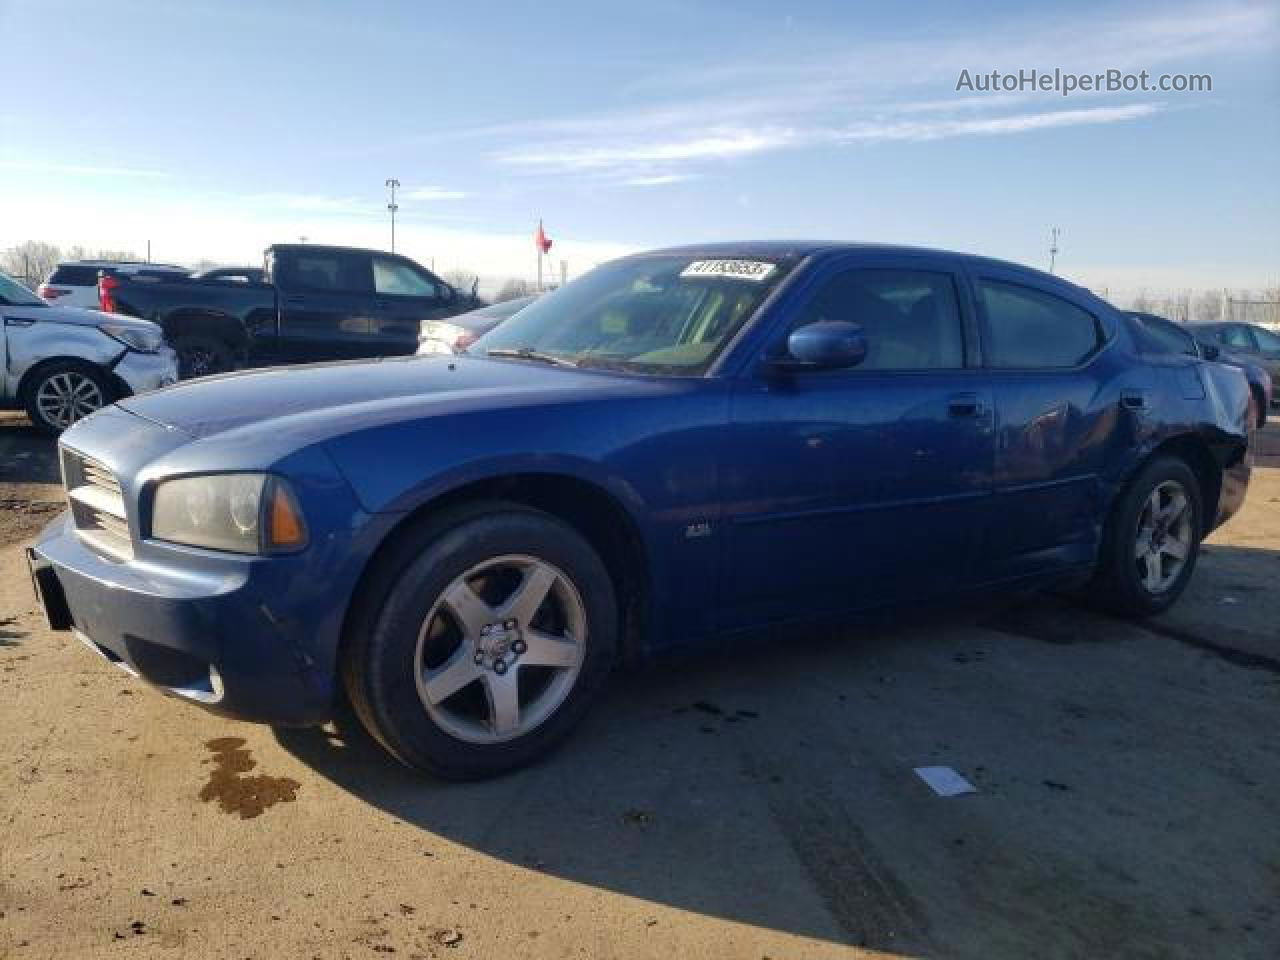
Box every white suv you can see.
[39,260,189,309]
[1,271,178,434]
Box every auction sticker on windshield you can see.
[680,260,777,282]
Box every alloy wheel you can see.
[35,371,105,429]
[414,554,587,744]
[1133,480,1193,594]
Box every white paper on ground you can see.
[914,766,978,797]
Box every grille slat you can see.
[60,447,132,560]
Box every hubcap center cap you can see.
[475,619,527,672]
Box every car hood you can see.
[116,354,648,440]
[20,303,157,329]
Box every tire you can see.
[22,360,114,435]
[1251,387,1267,428]
[1092,456,1202,617]
[171,334,234,379]
[342,501,617,780]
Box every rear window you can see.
[1127,314,1198,357]
[980,280,1102,368]
[47,265,102,286]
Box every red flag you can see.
[535,219,553,254]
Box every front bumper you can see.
[114,346,178,395]
[29,511,341,726]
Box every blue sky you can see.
[0,0,1276,294]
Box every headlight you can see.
[100,321,164,353]
[151,473,307,554]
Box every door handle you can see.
[947,392,985,417]
[283,296,305,306]
[3,316,35,327]
[1120,389,1150,412]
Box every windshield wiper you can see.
[486,347,578,368]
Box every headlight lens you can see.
[151,473,307,554]
[100,321,164,353]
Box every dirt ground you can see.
[1,408,1278,960]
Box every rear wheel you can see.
[342,502,617,779]
[23,360,113,435]
[1093,457,1202,617]
[171,334,234,379]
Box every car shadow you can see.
[273,562,1280,956]
[0,412,60,485]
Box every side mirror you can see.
[774,321,868,371]
[1201,343,1220,361]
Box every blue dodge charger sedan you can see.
[28,243,1252,779]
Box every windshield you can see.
[0,272,47,307]
[471,254,798,375]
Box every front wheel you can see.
[1093,457,1202,617]
[342,503,617,779]
[23,361,113,435]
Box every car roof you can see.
[269,243,414,259]
[629,241,1095,296]
[634,241,1064,276]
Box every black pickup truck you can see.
[100,244,480,377]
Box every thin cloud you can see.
[498,129,794,173]
[837,103,1165,143]
[623,173,701,186]
[430,0,1272,187]
[0,159,168,179]
[496,105,1163,178]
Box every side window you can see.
[1133,316,1198,357]
[1222,325,1253,348]
[278,252,370,293]
[1249,326,1280,352]
[980,280,1100,368]
[48,266,101,286]
[373,258,439,298]
[792,268,965,370]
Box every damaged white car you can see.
[1,270,177,434]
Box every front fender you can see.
[6,319,121,397]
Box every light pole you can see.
[1048,226,1060,274]
[385,178,400,252]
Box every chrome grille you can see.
[61,448,132,560]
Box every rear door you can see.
[272,249,375,362]
[370,256,454,356]
[969,267,1126,581]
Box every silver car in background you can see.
[1,271,178,434]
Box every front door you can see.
[370,256,454,356]
[273,249,376,363]
[723,259,994,628]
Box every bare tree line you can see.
[1119,286,1280,327]
[1,240,152,287]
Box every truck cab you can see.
[102,244,475,378]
